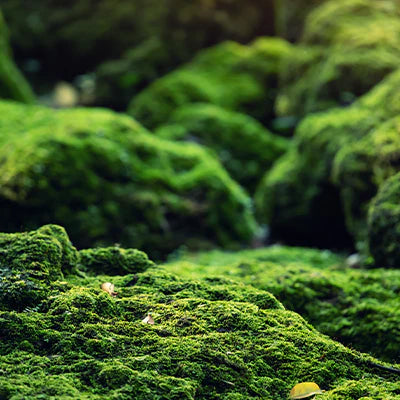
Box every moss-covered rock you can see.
[0,9,35,103]
[0,224,77,311]
[129,37,293,130]
[166,246,400,361]
[367,172,400,268]
[79,246,154,275]
[276,0,400,118]
[0,100,257,258]
[1,226,400,398]
[155,103,289,193]
[256,69,400,250]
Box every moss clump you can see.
[1,226,399,398]
[166,246,400,362]
[0,224,78,311]
[0,100,257,258]
[129,37,293,129]
[367,172,400,268]
[276,0,400,118]
[256,69,400,250]
[79,247,154,275]
[0,9,35,103]
[155,103,288,193]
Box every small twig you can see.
[367,360,400,374]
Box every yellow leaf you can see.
[289,382,324,399]
[142,314,155,325]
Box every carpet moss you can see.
[1,225,400,399]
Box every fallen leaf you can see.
[101,282,117,297]
[290,382,324,399]
[142,314,155,325]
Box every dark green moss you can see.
[155,103,288,193]
[0,224,77,311]
[129,37,293,129]
[79,247,154,275]
[0,101,257,258]
[367,172,400,268]
[166,246,400,362]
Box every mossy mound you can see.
[0,100,257,259]
[166,246,400,362]
[256,69,400,250]
[367,172,400,268]
[0,9,34,103]
[0,224,78,311]
[155,103,289,193]
[1,226,400,399]
[129,37,293,130]
[276,0,400,118]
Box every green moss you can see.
[276,0,400,117]
[155,103,288,193]
[256,69,400,250]
[367,172,400,267]
[0,100,257,259]
[1,225,399,398]
[0,9,35,103]
[166,246,400,361]
[79,247,154,275]
[0,224,77,311]
[129,37,293,129]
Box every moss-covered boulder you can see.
[129,37,293,130]
[0,224,78,311]
[367,172,400,268]
[256,69,400,250]
[155,103,289,193]
[0,100,257,259]
[1,226,400,398]
[0,9,34,103]
[166,246,400,361]
[276,0,400,118]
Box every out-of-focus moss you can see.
[1,0,275,93]
[1,226,399,398]
[256,69,400,250]
[155,103,288,193]
[276,0,400,118]
[129,37,293,129]
[0,100,257,259]
[367,172,400,268]
[166,246,400,361]
[0,224,77,311]
[0,9,35,103]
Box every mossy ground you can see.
[166,246,400,362]
[1,225,400,399]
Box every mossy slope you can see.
[1,225,400,399]
[0,100,257,259]
[0,9,34,103]
[166,246,400,362]
[129,37,293,129]
[155,103,288,193]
